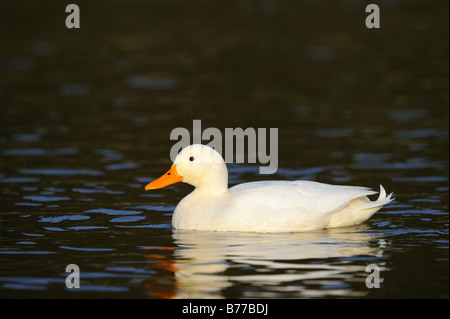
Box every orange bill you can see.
[145,165,183,190]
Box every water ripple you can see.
[104,163,140,170]
[126,76,178,90]
[23,195,71,202]
[38,214,90,223]
[72,188,124,195]
[126,205,175,212]
[20,169,104,176]
[110,216,146,223]
[59,246,115,252]
[115,223,172,229]
[85,208,143,215]
[2,148,78,156]
[0,177,40,183]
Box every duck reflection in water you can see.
[143,226,387,298]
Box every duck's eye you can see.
[189,156,195,162]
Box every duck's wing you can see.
[229,180,377,214]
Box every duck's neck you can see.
[195,183,228,195]
[194,165,229,195]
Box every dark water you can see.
[0,0,448,299]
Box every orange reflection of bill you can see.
[143,246,178,299]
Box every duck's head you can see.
[145,144,228,193]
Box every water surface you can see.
[0,0,448,298]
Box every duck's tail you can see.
[327,185,394,228]
[363,185,394,209]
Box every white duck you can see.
[145,144,393,233]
